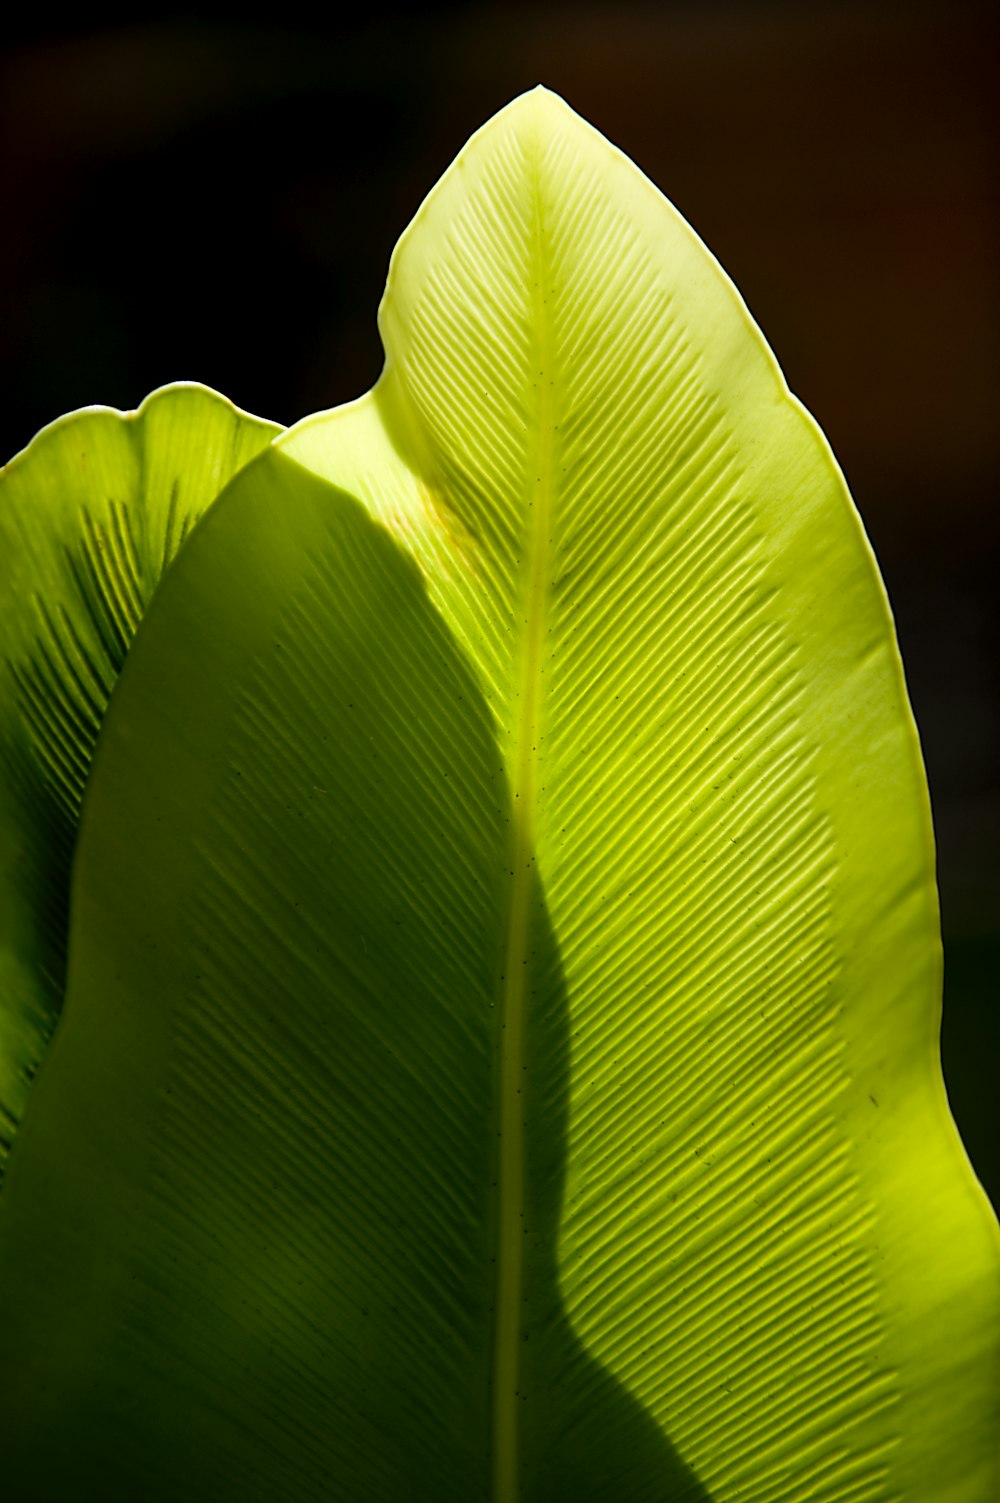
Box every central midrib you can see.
[491,145,555,1503]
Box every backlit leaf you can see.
[0,90,996,1502]
[0,384,279,1169]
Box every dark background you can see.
[2,2,997,1208]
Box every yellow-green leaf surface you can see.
[278,90,998,1490]
[280,89,1000,1497]
[0,385,280,1168]
[0,90,996,1502]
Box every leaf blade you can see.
[0,383,280,1170]
[0,447,709,1500]
[0,90,996,1503]
[281,88,1000,1499]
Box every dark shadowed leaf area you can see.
[0,450,711,1501]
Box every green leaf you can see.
[0,89,997,1501]
[0,384,280,1169]
[1,455,710,1500]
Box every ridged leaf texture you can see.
[0,90,997,1502]
[0,384,280,1169]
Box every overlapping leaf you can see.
[0,91,996,1502]
[0,385,279,1169]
